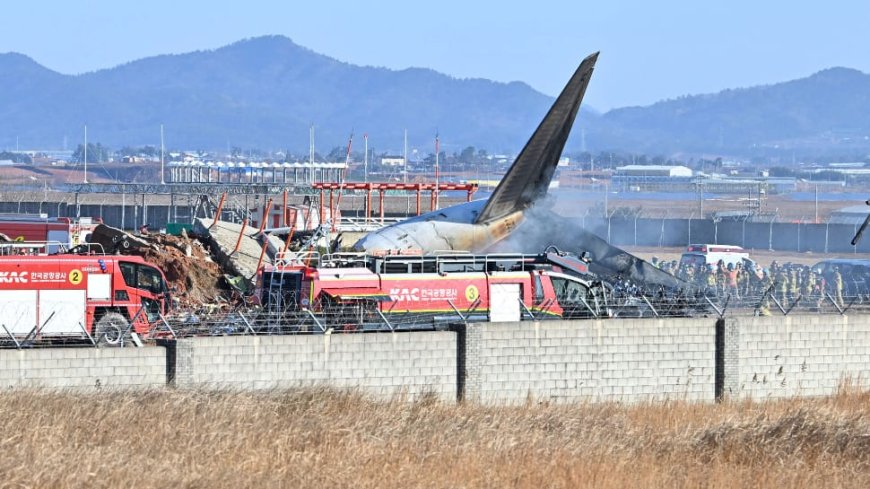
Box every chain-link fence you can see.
[575,211,870,254]
[6,288,870,349]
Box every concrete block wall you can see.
[724,316,870,399]
[3,314,870,403]
[465,319,716,404]
[171,332,457,401]
[0,347,166,389]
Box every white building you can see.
[614,165,693,177]
[380,156,405,167]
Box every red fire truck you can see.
[0,254,171,344]
[0,214,102,253]
[257,248,609,328]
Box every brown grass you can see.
[2,388,870,488]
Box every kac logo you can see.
[0,271,29,284]
[389,287,420,302]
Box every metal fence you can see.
[1,193,868,253]
[577,215,870,254]
[4,289,870,349]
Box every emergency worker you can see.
[777,271,789,305]
[705,265,717,294]
[789,268,800,302]
[726,263,739,298]
[833,267,844,307]
[757,299,772,316]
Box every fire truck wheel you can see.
[95,313,128,346]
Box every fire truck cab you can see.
[258,249,607,329]
[0,254,170,344]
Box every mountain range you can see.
[1,35,869,157]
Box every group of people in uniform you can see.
[650,257,848,313]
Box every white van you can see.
[679,244,750,268]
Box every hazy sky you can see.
[3,1,869,110]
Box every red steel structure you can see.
[311,182,478,227]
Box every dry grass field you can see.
[2,388,870,488]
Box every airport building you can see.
[167,161,348,185]
[612,165,693,191]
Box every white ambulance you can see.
[679,244,751,268]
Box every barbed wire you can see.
[5,289,870,349]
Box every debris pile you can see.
[89,225,234,308]
[138,233,229,307]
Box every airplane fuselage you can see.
[351,200,524,253]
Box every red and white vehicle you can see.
[0,214,103,253]
[0,254,170,344]
[257,249,607,327]
[679,244,751,268]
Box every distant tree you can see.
[71,143,110,163]
[326,146,344,161]
[116,145,158,158]
[459,146,476,164]
[0,151,32,163]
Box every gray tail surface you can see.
[475,51,599,224]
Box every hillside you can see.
[589,67,870,155]
[0,36,555,153]
[2,36,869,157]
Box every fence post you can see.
[659,214,666,247]
[634,215,638,246]
[768,217,774,251]
[715,317,740,402]
[687,212,693,246]
[825,217,831,253]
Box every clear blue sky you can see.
[3,1,869,110]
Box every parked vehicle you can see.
[812,259,870,298]
[0,214,102,253]
[680,244,751,268]
[257,249,612,328]
[0,254,171,345]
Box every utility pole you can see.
[83,124,88,184]
[309,125,314,165]
[434,133,440,210]
[364,133,368,184]
[160,124,166,185]
[403,129,408,183]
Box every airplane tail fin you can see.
[475,52,598,224]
